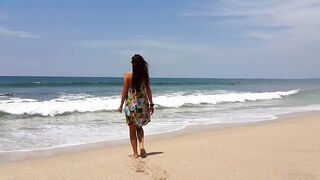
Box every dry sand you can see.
[1,111,320,180]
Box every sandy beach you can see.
[1,111,320,180]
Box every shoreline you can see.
[0,111,320,164]
[0,110,319,164]
[1,111,320,179]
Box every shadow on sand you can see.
[146,151,163,156]
[140,151,163,158]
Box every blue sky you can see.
[0,0,319,78]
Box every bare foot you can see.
[140,149,147,158]
[129,154,139,159]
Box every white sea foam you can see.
[155,89,300,107]
[0,95,120,116]
[0,89,300,116]
[2,104,320,153]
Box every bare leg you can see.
[129,124,139,158]
[137,127,147,158]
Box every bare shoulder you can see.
[124,71,132,76]
[124,72,132,81]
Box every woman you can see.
[118,54,154,159]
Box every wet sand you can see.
[1,111,320,180]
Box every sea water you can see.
[0,76,320,152]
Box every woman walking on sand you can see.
[118,54,154,159]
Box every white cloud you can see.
[77,38,217,55]
[0,27,40,39]
[181,0,320,41]
[245,31,279,40]
[75,38,224,77]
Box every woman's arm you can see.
[145,80,154,115]
[118,73,130,113]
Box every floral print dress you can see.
[124,84,150,127]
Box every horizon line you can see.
[0,75,319,80]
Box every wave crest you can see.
[156,89,300,107]
[0,89,300,116]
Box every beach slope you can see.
[1,112,320,180]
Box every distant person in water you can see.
[118,54,154,159]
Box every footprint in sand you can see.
[147,165,168,180]
[130,159,168,180]
[131,159,148,175]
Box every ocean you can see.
[0,76,320,152]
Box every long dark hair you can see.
[131,54,150,91]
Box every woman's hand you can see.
[118,105,123,113]
[150,106,154,115]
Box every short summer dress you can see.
[124,84,151,127]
